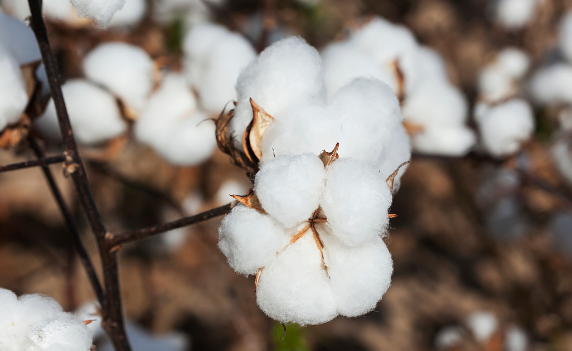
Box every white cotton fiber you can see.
[27,314,92,351]
[321,232,393,317]
[254,153,326,228]
[529,64,572,105]
[0,9,41,65]
[560,12,572,63]
[231,36,326,146]
[412,125,476,157]
[0,44,28,132]
[416,46,449,84]
[434,326,464,350]
[83,42,154,113]
[505,326,528,351]
[321,158,392,247]
[36,79,127,146]
[215,180,249,206]
[466,312,498,342]
[497,48,531,79]
[70,0,126,27]
[478,48,530,102]
[475,99,535,157]
[256,232,337,325]
[107,0,146,28]
[134,73,217,165]
[99,320,189,351]
[493,0,539,30]
[218,205,290,275]
[1,0,31,21]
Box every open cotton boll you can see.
[434,326,464,350]
[256,233,337,325]
[505,326,528,351]
[377,127,411,192]
[36,79,127,146]
[107,0,146,28]
[27,314,93,351]
[215,180,249,206]
[478,48,530,102]
[218,205,290,275]
[0,45,28,132]
[0,8,41,65]
[493,0,540,30]
[475,99,534,157]
[529,64,572,105]
[321,42,395,98]
[466,312,498,343]
[231,36,326,146]
[321,232,393,317]
[134,73,217,165]
[254,153,326,228]
[75,302,104,339]
[497,48,530,79]
[70,0,125,27]
[412,125,476,156]
[416,46,449,84]
[83,42,154,113]
[99,320,189,351]
[321,158,392,247]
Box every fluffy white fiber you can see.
[0,44,28,132]
[505,326,528,351]
[99,321,189,351]
[493,0,540,30]
[108,0,146,28]
[70,0,126,27]
[529,63,572,105]
[561,12,572,63]
[478,48,530,102]
[475,99,535,157]
[183,23,256,114]
[0,8,41,65]
[434,326,463,350]
[466,312,498,343]
[83,42,155,114]
[35,79,127,146]
[0,288,92,351]
[134,73,217,165]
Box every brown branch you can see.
[0,154,66,173]
[109,202,235,248]
[26,1,130,350]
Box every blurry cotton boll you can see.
[0,288,93,351]
[83,42,155,116]
[98,320,189,351]
[529,63,572,105]
[215,179,249,206]
[183,23,256,115]
[134,73,217,165]
[474,99,535,157]
[153,0,225,28]
[434,326,463,350]
[560,12,572,62]
[403,80,475,156]
[107,0,146,28]
[70,0,125,27]
[466,312,498,343]
[492,0,541,30]
[0,44,28,132]
[478,48,530,102]
[35,79,127,146]
[75,301,104,339]
[416,46,449,84]
[0,8,41,64]
[505,326,529,351]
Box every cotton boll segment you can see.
[27,314,93,351]
[218,205,290,275]
[231,37,326,146]
[83,42,154,114]
[321,158,392,247]
[36,79,127,146]
[70,0,126,27]
[478,48,530,102]
[99,321,189,351]
[475,99,535,158]
[107,0,146,28]
[505,326,528,351]
[254,154,326,227]
[412,125,476,157]
[256,232,337,325]
[434,326,464,350]
[493,0,540,30]
[321,232,393,317]
[0,45,28,132]
[529,64,572,105]
[416,46,449,84]
[466,312,498,343]
[0,9,41,65]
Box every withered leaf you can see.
[0,115,31,149]
[242,98,274,164]
[231,189,266,213]
[289,224,311,245]
[386,161,410,193]
[319,143,340,168]
[388,214,397,219]
[215,107,259,175]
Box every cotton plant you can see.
[474,48,535,158]
[0,288,93,351]
[321,18,475,156]
[490,0,542,30]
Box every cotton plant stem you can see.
[27,136,105,305]
[26,1,131,350]
[0,154,66,172]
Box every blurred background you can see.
[2,0,572,350]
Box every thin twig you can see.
[27,136,105,305]
[0,154,66,173]
[109,202,235,247]
[26,1,130,350]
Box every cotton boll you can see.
[218,205,290,275]
[416,46,449,84]
[83,42,154,113]
[231,37,326,146]
[27,314,93,351]
[36,79,127,146]
[466,312,498,343]
[321,232,393,317]
[1,0,31,21]
[254,153,326,228]
[497,48,530,79]
[75,302,104,339]
[256,232,337,325]
[215,180,249,206]
[377,126,411,192]
[321,158,392,247]
[529,64,572,105]
[70,0,126,27]
[404,81,468,127]
[0,45,28,132]
[493,0,540,30]
[434,326,464,350]
[478,48,530,102]
[99,321,189,351]
[475,99,535,157]
[505,326,528,351]
[321,42,395,98]
[0,9,41,65]
[412,124,476,156]
[107,0,146,28]
[134,73,217,165]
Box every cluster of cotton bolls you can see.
[435,312,528,351]
[0,288,93,351]
[490,0,543,30]
[218,36,409,325]
[321,17,475,156]
[474,48,535,158]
